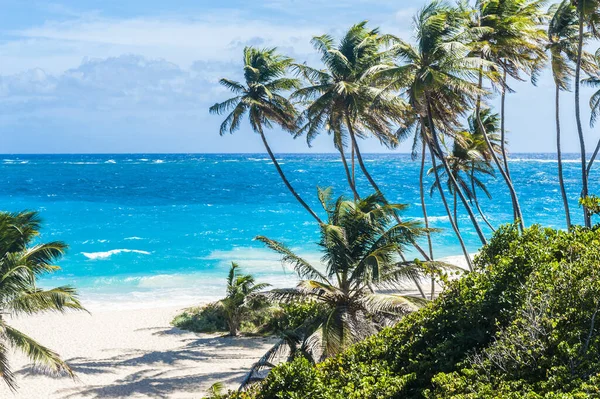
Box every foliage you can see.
[229,225,600,398]
[579,195,600,216]
[172,264,271,336]
[0,211,85,389]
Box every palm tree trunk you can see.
[258,129,323,224]
[428,143,474,271]
[346,120,432,262]
[338,144,360,200]
[419,138,434,260]
[425,99,488,246]
[351,145,356,187]
[575,8,591,228]
[470,166,495,232]
[500,68,513,181]
[418,140,435,299]
[587,138,600,176]
[477,64,524,230]
[453,189,458,231]
[556,84,572,229]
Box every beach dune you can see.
[0,307,276,399]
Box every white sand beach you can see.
[0,254,472,399]
[0,306,277,399]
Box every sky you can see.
[0,0,598,154]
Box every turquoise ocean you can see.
[0,153,594,309]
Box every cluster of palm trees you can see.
[210,0,600,264]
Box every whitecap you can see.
[153,160,164,164]
[105,159,116,164]
[124,236,144,240]
[82,249,151,260]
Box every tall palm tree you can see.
[221,262,271,337]
[375,1,489,269]
[464,0,547,230]
[546,0,595,228]
[210,47,323,224]
[292,22,406,200]
[572,0,600,227]
[255,190,431,360]
[581,49,600,180]
[0,211,85,390]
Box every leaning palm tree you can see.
[463,0,547,230]
[210,47,322,224]
[572,0,600,227]
[292,22,407,200]
[222,262,271,337]
[375,1,491,269]
[244,189,437,385]
[547,1,596,228]
[581,49,600,182]
[429,129,496,232]
[0,211,85,390]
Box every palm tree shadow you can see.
[16,334,276,398]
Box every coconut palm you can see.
[0,211,85,390]
[292,22,406,200]
[222,262,271,337]
[464,0,547,230]
[210,47,323,224]
[546,1,595,228]
[255,190,432,360]
[572,0,600,227]
[375,1,490,269]
[581,49,600,182]
[429,129,496,232]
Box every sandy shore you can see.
[0,254,473,398]
[0,307,277,399]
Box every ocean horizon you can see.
[0,153,594,310]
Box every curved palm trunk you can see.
[470,166,496,232]
[556,84,572,229]
[419,139,434,260]
[425,100,488,246]
[258,129,323,224]
[338,144,360,200]
[428,143,474,271]
[418,139,435,299]
[500,69,513,181]
[575,9,591,228]
[345,120,432,262]
[477,66,524,230]
[587,138,600,176]
[453,189,459,231]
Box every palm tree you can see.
[0,211,85,390]
[221,262,270,337]
[546,0,594,228]
[572,0,600,227]
[429,128,496,232]
[255,190,431,360]
[581,49,600,181]
[375,1,490,269]
[210,47,323,224]
[292,22,406,200]
[464,0,547,230]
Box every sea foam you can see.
[82,249,151,260]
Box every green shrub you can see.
[172,302,228,333]
[230,225,600,398]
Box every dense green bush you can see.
[173,299,325,336]
[230,225,600,398]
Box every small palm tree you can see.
[257,190,430,357]
[0,211,85,390]
[221,263,271,337]
[581,49,600,183]
[210,47,322,224]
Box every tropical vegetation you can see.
[0,211,85,390]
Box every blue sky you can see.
[0,0,597,153]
